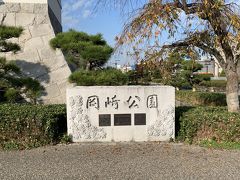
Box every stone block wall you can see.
[0,2,72,104]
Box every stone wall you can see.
[0,2,71,104]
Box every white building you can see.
[197,58,223,77]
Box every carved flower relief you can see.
[147,107,175,137]
[69,96,107,140]
[69,97,76,108]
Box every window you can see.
[114,114,131,126]
[99,114,111,126]
[134,114,146,125]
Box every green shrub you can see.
[60,134,72,144]
[0,104,67,150]
[193,74,213,85]
[69,69,128,86]
[4,88,19,103]
[176,106,240,144]
[200,80,227,87]
[176,90,227,106]
[194,74,213,81]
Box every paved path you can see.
[1,143,240,180]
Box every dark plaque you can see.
[99,114,111,126]
[134,114,146,125]
[114,114,131,126]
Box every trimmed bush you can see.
[176,106,240,144]
[176,90,227,106]
[0,104,66,150]
[200,80,227,87]
[69,69,128,86]
[192,74,213,85]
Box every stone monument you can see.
[67,86,175,142]
[0,0,71,104]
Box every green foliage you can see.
[0,26,23,53]
[181,60,203,72]
[2,103,240,150]
[0,26,23,39]
[147,52,203,88]
[193,74,213,83]
[199,140,240,150]
[0,58,44,104]
[3,141,19,150]
[20,78,44,104]
[69,68,128,86]
[60,134,72,144]
[176,90,227,106]
[126,52,205,87]
[126,67,151,85]
[176,106,240,144]
[0,104,67,150]
[4,88,19,103]
[50,30,113,70]
[173,60,203,88]
[0,26,43,104]
[200,80,227,87]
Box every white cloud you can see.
[62,0,94,29]
[83,10,91,18]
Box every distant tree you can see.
[50,30,113,70]
[148,52,203,87]
[97,0,240,112]
[0,26,43,104]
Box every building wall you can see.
[48,0,61,23]
[67,86,175,142]
[0,2,71,104]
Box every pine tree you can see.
[0,26,43,103]
[50,30,113,70]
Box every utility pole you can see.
[115,59,120,68]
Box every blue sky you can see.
[62,0,124,46]
[62,0,239,66]
[62,0,146,66]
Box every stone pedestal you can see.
[0,2,71,104]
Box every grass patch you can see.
[199,140,240,150]
[176,90,227,106]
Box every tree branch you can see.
[161,34,225,67]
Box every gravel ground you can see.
[0,142,240,180]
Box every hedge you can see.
[200,80,227,87]
[176,106,240,144]
[69,69,128,86]
[176,90,227,106]
[0,104,66,150]
[1,103,240,150]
